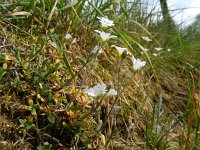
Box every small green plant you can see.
[19,118,35,132]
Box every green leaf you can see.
[68,106,80,111]
[51,34,62,50]
[83,139,92,146]
[47,112,56,124]
[37,144,52,150]
[63,51,75,77]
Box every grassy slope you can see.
[0,0,200,149]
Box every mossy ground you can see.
[1,1,200,149]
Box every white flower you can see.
[131,56,146,70]
[144,48,149,52]
[155,47,163,51]
[95,30,117,41]
[141,36,152,42]
[107,89,117,96]
[111,45,127,55]
[65,33,72,40]
[152,53,158,57]
[83,83,117,97]
[84,83,107,97]
[167,48,171,52]
[97,16,114,27]
[143,48,149,52]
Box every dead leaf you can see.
[9,11,31,16]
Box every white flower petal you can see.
[107,89,117,96]
[83,88,96,97]
[94,30,101,34]
[141,36,152,42]
[95,30,117,41]
[167,48,171,52]
[97,16,114,27]
[83,83,107,97]
[65,33,72,40]
[155,47,163,51]
[111,45,127,55]
[152,53,158,57]
[109,35,117,39]
[131,56,146,70]
[84,83,117,97]
[143,48,149,52]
